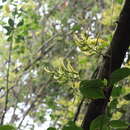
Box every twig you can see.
[17,79,52,129]
[9,99,19,123]
[17,102,35,129]
[73,98,84,122]
[0,38,13,125]
[12,33,58,73]
[1,31,72,100]
[36,33,58,54]
[24,40,57,71]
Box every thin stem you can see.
[9,99,18,123]
[17,79,52,129]
[0,37,13,125]
[73,98,84,122]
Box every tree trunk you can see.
[81,0,130,129]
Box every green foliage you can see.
[90,116,128,130]
[71,24,81,32]
[111,85,122,98]
[110,68,130,84]
[47,127,56,130]
[79,80,105,99]
[17,19,24,27]
[116,0,123,4]
[8,18,14,27]
[0,0,129,129]
[101,3,122,26]
[3,26,12,35]
[74,34,108,56]
[0,125,16,130]
[109,120,128,129]
[62,121,83,130]
[90,114,109,130]
[109,99,118,110]
[124,93,130,101]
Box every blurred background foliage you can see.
[0,0,130,130]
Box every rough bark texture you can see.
[81,0,130,129]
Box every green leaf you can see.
[124,93,130,100]
[0,125,16,130]
[110,120,128,128]
[111,86,122,97]
[3,26,12,35]
[109,99,118,110]
[79,80,105,99]
[62,121,83,130]
[90,114,109,130]
[110,68,130,84]
[80,79,105,88]
[16,35,24,42]
[8,18,14,27]
[80,87,105,99]
[116,0,123,4]
[12,8,18,16]
[47,127,56,130]
[72,24,81,31]
[7,36,12,41]
[17,19,24,27]
[79,69,85,79]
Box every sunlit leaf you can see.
[0,125,16,130]
[116,0,123,4]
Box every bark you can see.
[81,0,130,129]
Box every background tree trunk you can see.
[81,0,130,129]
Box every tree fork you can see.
[81,0,130,129]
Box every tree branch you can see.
[81,0,130,129]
